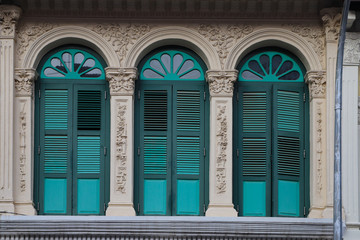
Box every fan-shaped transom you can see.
[140,50,205,81]
[239,51,304,82]
[40,49,105,79]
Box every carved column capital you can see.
[305,71,326,100]
[344,32,360,65]
[14,68,37,97]
[0,5,21,38]
[106,67,138,96]
[206,70,238,97]
[320,8,342,42]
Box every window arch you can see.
[234,48,309,217]
[135,47,209,216]
[34,46,110,215]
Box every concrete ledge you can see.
[0,216,333,239]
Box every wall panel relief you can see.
[115,103,127,194]
[216,105,227,194]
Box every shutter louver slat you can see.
[242,138,267,176]
[277,90,300,133]
[176,91,200,131]
[144,90,168,131]
[176,136,200,175]
[243,92,267,133]
[277,136,300,176]
[45,90,68,130]
[144,136,167,175]
[77,136,101,174]
[78,91,101,130]
[44,136,68,173]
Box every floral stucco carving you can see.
[92,24,151,64]
[196,24,253,69]
[344,33,360,64]
[19,102,27,192]
[305,71,326,100]
[206,70,237,97]
[14,68,37,97]
[0,5,21,38]
[321,8,342,42]
[315,102,323,194]
[106,67,138,96]
[116,103,127,193]
[216,105,227,194]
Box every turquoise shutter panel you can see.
[173,84,204,215]
[140,84,172,215]
[238,83,272,216]
[40,85,72,215]
[74,86,106,215]
[273,84,305,217]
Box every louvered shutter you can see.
[74,85,106,215]
[139,84,171,215]
[173,84,205,215]
[273,84,305,217]
[238,83,271,216]
[40,85,72,214]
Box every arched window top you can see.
[140,49,205,81]
[238,50,304,82]
[40,49,105,80]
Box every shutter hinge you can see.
[237,149,239,158]
[303,93,306,102]
[38,89,41,99]
[37,202,40,211]
[204,91,206,101]
[138,90,141,100]
[104,147,107,156]
[203,204,206,214]
[138,147,140,156]
[304,206,306,216]
[138,203,140,212]
[237,205,239,212]
[204,147,206,157]
[104,203,106,213]
[105,91,107,100]
[303,149,306,159]
[37,146,40,155]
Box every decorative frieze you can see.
[14,69,37,97]
[206,70,238,97]
[305,71,326,100]
[321,8,342,42]
[0,5,21,38]
[19,102,27,192]
[115,103,127,194]
[106,67,138,96]
[196,25,253,69]
[344,32,360,64]
[315,102,323,194]
[216,105,227,194]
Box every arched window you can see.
[234,49,309,217]
[135,48,209,216]
[34,47,110,215]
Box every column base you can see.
[106,203,136,216]
[205,204,238,217]
[0,201,15,215]
[14,202,36,215]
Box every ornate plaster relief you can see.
[0,5,21,38]
[206,70,238,97]
[321,8,342,42]
[115,103,127,193]
[315,102,323,194]
[216,105,227,194]
[305,71,327,100]
[106,67,137,96]
[14,68,37,97]
[344,32,360,64]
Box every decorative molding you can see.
[305,71,326,100]
[216,105,227,194]
[14,69,37,97]
[0,5,21,38]
[115,103,127,194]
[315,102,323,195]
[344,32,360,64]
[19,102,27,192]
[92,24,151,65]
[206,70,238,97]
[196,25,253,69]
[106,68,138,96]
[321,8,342,42]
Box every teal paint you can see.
[44,90,69,130]
[77,179,100,214]
[44,178,67,214]
[278,180,300,216]
[243,181,266,216]
[144,180,167,215]
[176,180,200,215]
[143,136,168,175]
[176,136,200,175]
[77,136,101,174]
[44,136,68,174]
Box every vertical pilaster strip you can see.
[320,7,342,218]
[342,32,360,228]
[0,5,21,213]
[105,67,137,216]
[205,70,238,217]
[305,70,327,218]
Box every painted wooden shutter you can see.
[273,84,305,217]
[140,84,172,215]
[173,84,204,215]
[238,83,271,216]
[40,85,72,214]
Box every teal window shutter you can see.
[35,47,109,215]
[236,49,308,217]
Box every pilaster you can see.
[319,7,342,218]
[13,69,37,215]
[205,70,238,217]
[305,70,328,218]
[0,5,21,214]
[105,67,137,216]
